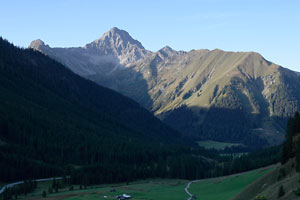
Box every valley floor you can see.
[11,179,189,200]
[7,165,277,200]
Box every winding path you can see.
[185,180,200,200]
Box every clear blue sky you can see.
[1,0,300,71]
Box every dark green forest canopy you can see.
[281,111,300,167]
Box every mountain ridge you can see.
[29,27,300,147]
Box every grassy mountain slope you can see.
[146,50,300,146]
[190,166,275,200]
[232,160,300,200]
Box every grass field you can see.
[19,179,189,200]
[189,167,273,200]
[197,140,243,150]
[12,167,274,200]
[65,180,189,200]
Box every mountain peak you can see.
[29,39,46,48]
[83,27,150,65]
[157,45,181,58]
[28,39,51,53]
[85,27,145,50]
[108,27,122,34]
[101,27,127,40]
[161,46,173,51]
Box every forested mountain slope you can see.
[0,37,212,183]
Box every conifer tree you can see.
[278,185,285,198]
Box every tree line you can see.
[281,111,300,170]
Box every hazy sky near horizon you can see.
[1,0,300,71]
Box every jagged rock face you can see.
[84,27,152,66]
[85,27,145,51]
[29,27,153,76]
[29,27,300,147]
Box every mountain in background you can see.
[29,27,300,147]
[0,37,214,183]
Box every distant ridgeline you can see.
[281,111,300,169]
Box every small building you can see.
[123,194,131,199]
[116,194,131,199]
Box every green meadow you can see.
[17,179,189,200]
[189,168,273,200]
[197,140,243,150]
[64,180,189,200]
[11,167,273,200]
